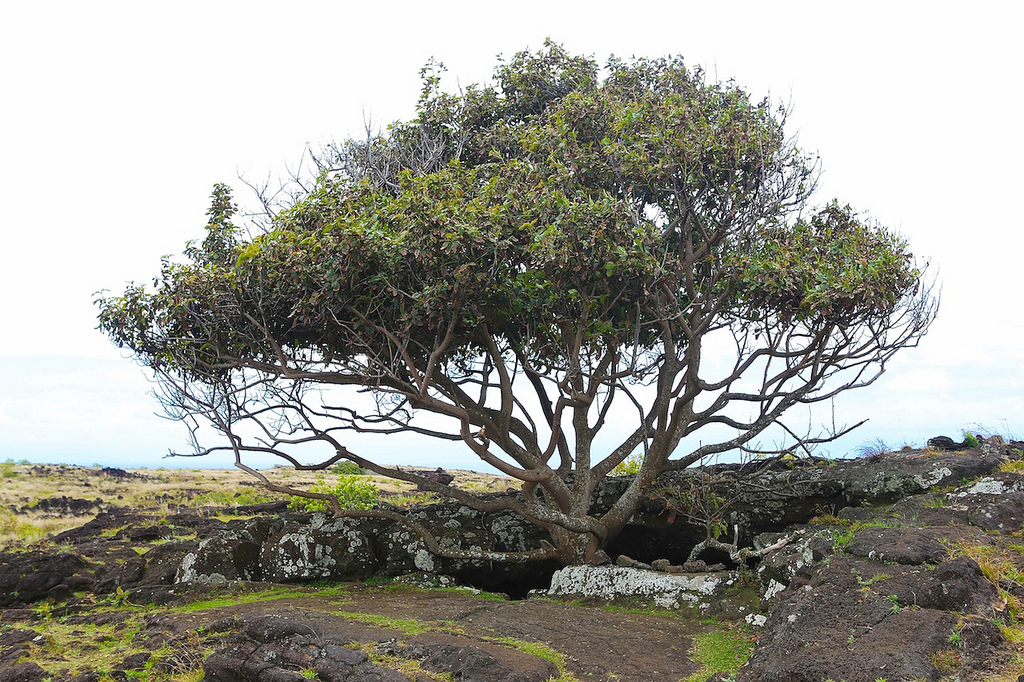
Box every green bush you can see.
[289,475,379,512]
[331,461,365,476]
[611,453,643,476]
[963,432,980,449]
[0,460,17,479]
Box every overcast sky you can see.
[1,1,1021,470]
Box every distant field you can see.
[0,462,513,550]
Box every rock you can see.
[605,446,1007,565]
[203,612,555,682]
[416,467,455,490]
[0,629,40,670]
[177,516,282,583]
[547,564,738,611]
[0,551,95,606]
[260,515,380,582]
[928,435,965,450]
[614,554,651,569]
[383,638,557,682]
[844,527,947,564]
[204,614,410,682]
[178,506,553,596]
[0,662,48,682]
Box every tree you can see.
[97,42,936,566]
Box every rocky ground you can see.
[3,439,1024,681]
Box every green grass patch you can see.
[681,626,756,682]
[174,584,350,613]
[999,460,1024,475]
[485,635,576,680]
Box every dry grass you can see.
[0,462,514,550]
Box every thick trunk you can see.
[549,526,599,566]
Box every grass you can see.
[486,634,576,679]
[999,460,1024,475]
[19,606,212,681]
[826,519,899,551]
[359,644,456,681]
[943,537,1024,680]
[0,462,514,551]
[174,584,351,613]
[681,625,757,682]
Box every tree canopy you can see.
[98,42,935,565]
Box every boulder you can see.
[547,564,740,612]
[0,551,95,606]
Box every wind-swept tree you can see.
[98,43,936,565]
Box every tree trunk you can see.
[549,526,598,565]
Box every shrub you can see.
[855,438,891,459]
[963,432,980,449]
[331,461,365,476]
[611,453,643,476]
[289,475,379,512]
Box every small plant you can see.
[888,594,900,614]
[611,453,643,476]
[922,495,949,508]
[102,586,137,608]
[963,432,980,449]
[856,438,891,459]
[948,621,966,648]
[1000,460,1024,475]
[931,648,962,674]
[289,475,379,512]
[331,461,365,476]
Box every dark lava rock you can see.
[844,527,948,564]
[0,662,48,682]
[98,467,136,479]
[742,549,1002,681]
[178,507,555,595]
[415,467,456,490]
[0,551,95,606]
[383,637,558,682]
[968,491,1024,531]
[0,628,40,669]
[204,614,411,681]
[204,612,555,682]
[21,496,102,515]
[927,435,968,450]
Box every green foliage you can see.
[331,461,365,476]
[1,460,18,478]
[610,453,643,476]
[288,475,379,512]
[682,627,756,682]
[94,40,935,566]
[948,621,965,648]
[97,41,925,383]
[963,432,980,449]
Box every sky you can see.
[1,1,1021,471]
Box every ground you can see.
[0,577,753,681]
[0,463,752,681]
[6,447,1024,681]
